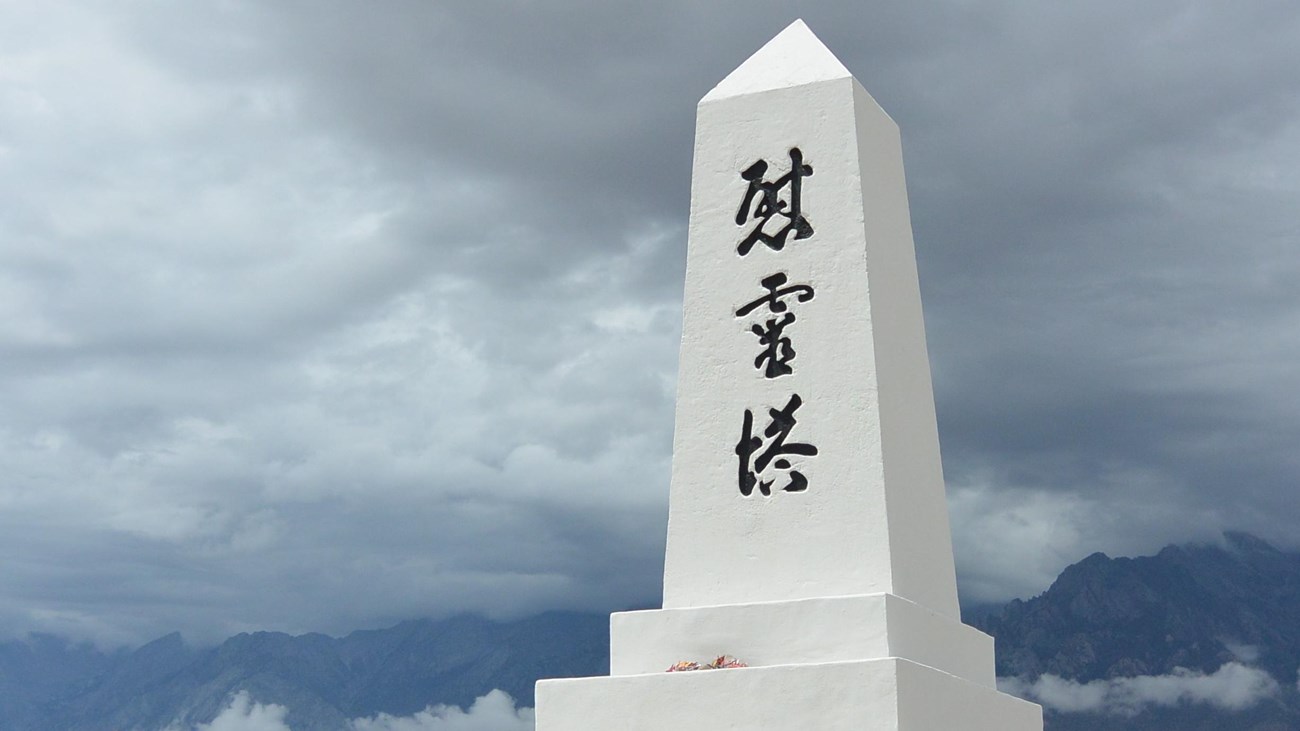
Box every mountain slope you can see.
[974,531,1300,681]
[972,531,1300,729]
[0,635,127,729]
[10,612,606,731]
[5,533,1300,730]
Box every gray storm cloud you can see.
[2,0,1300,644]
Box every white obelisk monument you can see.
[536,20,1042,729]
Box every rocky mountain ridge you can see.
[3,533,1298,730]
[970,531,1300,730]
[0,613,606,730]
[973,531,1300,683]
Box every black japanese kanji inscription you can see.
[736,394,818,497]
[735,147,814,256]
[736,273,815,378]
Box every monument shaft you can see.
[663,31,957,619]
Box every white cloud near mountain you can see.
[350,690,534,731]
[169,690,534,731]
[1000,662,1281,716]
[173,692,292,731]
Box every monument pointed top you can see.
[702,19,853,103]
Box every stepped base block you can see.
[536,658,1040,730]
[610,593,994,687]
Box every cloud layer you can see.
[2,1,1300,644]
[351,690,534,731]
[172,692,291,731]
[1000,663,1281,716]
[170,690,532,731]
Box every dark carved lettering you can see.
[736,273,815,378]
[735,148,814,256]
[736,394,818,496]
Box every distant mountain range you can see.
[0,613,605,730]
[2,533,1298,730]
[972,531,1300,730]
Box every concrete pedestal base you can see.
[536,657,1041,730]
[610,593,994,687]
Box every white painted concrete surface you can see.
[610,593,995,688]
[661,18,960,619]
[537,658,1042,730]
[534,20,1042,730]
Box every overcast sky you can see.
[2,1,1299,648]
